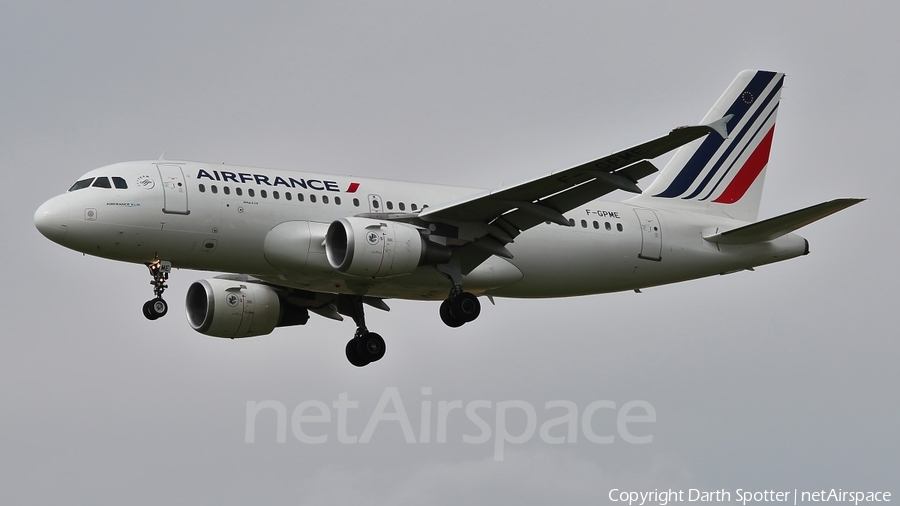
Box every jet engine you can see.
[325,217,451,277]
[185,278,309,338]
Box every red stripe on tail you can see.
[713,126,775,204]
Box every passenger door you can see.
[157,164,190,215]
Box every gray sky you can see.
[2,1,897,504]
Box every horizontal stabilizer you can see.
[703,198,864,245]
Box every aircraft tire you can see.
[451,292,480,323]
[440,299,465,328]
[356,332,386,362]
[148,298,168,319]
[143,300,160,320]
[346,339,371,367]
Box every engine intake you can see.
[325,217,451,277]
[185,278,309,338]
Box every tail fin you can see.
[630,70,785,222]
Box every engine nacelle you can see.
[185,279,309,338]
[325,217,451,277]
[263,221,332,274]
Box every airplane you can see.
[34,70,862,367]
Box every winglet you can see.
[705,114,733,139]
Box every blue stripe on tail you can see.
[653,71,781,198]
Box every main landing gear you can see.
[338,295,386,367]
[142,258,171,320]
[435,262,482,328]
[439,288,481,328]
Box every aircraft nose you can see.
[34,196,69,243]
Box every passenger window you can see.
[236,188,242,196]
[399,202,405,211]
[605,222,611,231]
[68,178,94,191]
[323,195,329,204]
[353,198,360,207]
[260,190,267,198]
[248,189,255,197]
[581,220,587,228]
[335,196,341,205]
[224,187,230,195]
[593,221,599,229]
[617,223,623,232]
[297,193,304,202]
[112,177,128,189]
[372,199,379,209]
[273,191,280,200]
[568,218,575,226]
[411,203,417,211]
[386,201,393,210]
[92,177,112,189]
[285,192,292,201]
[310,194,317,203]
[211,185,218,194]
[199,184,206,193]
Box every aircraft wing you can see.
[417,116,731,272]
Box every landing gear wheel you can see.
[338,295,388,366]
[143,298,168,320]
[440,299,465,328]
[450,292,481,323]
[355,332,386,362]
[346,339,371,367]
[144,258,171,321]
[142,300,158,320]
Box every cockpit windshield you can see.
[92,177,112,188]
[68,178,94,191]
[68,176,128,191]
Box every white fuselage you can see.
[35,160,809,300]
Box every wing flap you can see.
[501,161,657,233]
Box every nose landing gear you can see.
[143,298,168,320]
[143,258,171,320]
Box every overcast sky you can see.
[2,2,898,504]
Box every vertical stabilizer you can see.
[630,70,785,222]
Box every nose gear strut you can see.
[143,257,171,320]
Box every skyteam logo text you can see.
[197,169,359,193]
